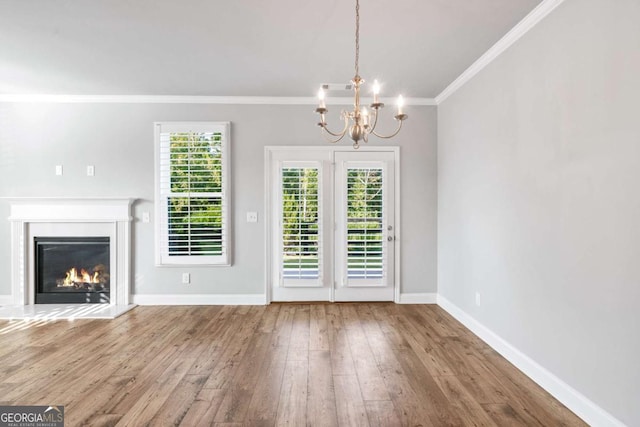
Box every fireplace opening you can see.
[35,237,110,304]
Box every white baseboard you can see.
[437,295,626,427]
[0,295,12,306]
[133,293,439,305]
[132,293,267,306]
[397,292,438,304]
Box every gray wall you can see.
[437,0,640,425]
[0,103,437,298]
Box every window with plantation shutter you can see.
[281,166,321,284]
[346,167,384,280]
[155,122,230,266]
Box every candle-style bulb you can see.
[361,107,369,126]
[373,80,380,103]
[397,95,404,115]
[318,88,326,108]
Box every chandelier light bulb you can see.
[397,95,404,115]
[373,80,380,103]
[318,88,326,108]
[361,107,370,127]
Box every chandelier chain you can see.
[355,0,360,77]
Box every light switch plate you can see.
[142,212,150,223]
[55,165,63,176]
[87,165,95,176]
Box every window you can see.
[281,165,321,284]
[155,122,230,265]
[346,167,384,279]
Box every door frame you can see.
[264,146,401,304]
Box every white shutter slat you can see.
[281,167,321,281]
[346,167,384,280]
[157,123,230,264]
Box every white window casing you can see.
[154,122,231,266]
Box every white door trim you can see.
[264,146,401,304]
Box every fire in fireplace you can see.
[58,265,108,290]
[35,237,110,304]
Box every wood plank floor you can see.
[0,304,586,426]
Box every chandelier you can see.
[315,0,408,149]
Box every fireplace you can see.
[8,198,133,307]
[35,236,111,304]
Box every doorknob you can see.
[387,236,394,242]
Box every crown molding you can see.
[435,0,567,105]
[0,1,562,108]
[0,94,436,106]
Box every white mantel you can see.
[7,198,134,306]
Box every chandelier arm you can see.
[320,117,349,138]
[370,119,405,139]
[319,117,349,143]
[367,107,380,134]
[320,126,347,144]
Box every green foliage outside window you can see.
[168,132,223,256]
[280,167,384,274]
[347,169,384,273]
[282,168,319,272]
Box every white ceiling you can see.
[0,0,542,98]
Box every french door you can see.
[268,148,397,302]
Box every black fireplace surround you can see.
[35,236,110,304]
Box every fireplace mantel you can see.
[7,198,134,307]
[8,197,133,222]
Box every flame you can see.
[61,267,101,286]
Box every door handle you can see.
[387,236,394,242]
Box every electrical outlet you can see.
[246,212,258,223]
[87,165,95,176]
[475,292,481,307]
[182,273,190,284]
[55,165,63,176]
[142,212,150,223]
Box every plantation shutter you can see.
[280,164,322,286]
[155,122,230,265]
[346,167,384,281]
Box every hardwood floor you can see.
[0,304,586,426]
